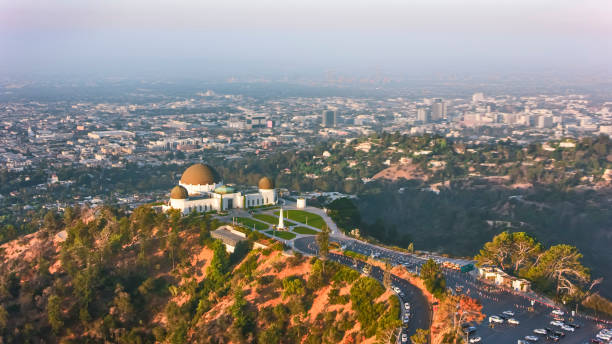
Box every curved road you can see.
[294,236,431,342]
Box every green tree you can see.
[410,328,429,344]
[167,229,181,270]
[47,294,63,334]
[510,232,541,273]
[230,289,254,338]
[383,259,392,289]
[43,210,60,232]
[207,240,230,288]
[112,284,134,324]
[527,244,590,298]
[475,231,514,271]
[282,277,305,298]
[420,259,446,298]
[316,225,330,261]
[327,198,361,232]
[63,206,76,226]
[0,305,7,331]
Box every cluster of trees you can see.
[420,259,447,299]
[0,201,401,343]
[349,276,401,339]
[476,231,592,303]
[410,258,485,344]
[0,203,240,343]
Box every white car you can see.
[508,318,520,325]
[404,302,410,310]
[503,310,515,317]
[597,333,612,341]
[489,315,504,323]
[560,325,574,332]
[550,320,564,327]
[533,328,547,335]
[401,333,408,342]
[551,309,565,316]
[469,337,482,343]
[525,335,539,341]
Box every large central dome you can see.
[180,163,221,185]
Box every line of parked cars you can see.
[393,284,411,344]
[592,328,612,343]
[517,310,581,343]
[489,310,521,326]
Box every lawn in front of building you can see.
[292,226,318,235]
[253,213,296,226]
[265,230,296,240]
[274,210,326,229]
[235,217,268,231]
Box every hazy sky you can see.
[1,0,611,79]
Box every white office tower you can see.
[472,92,485,103]
[538,116,553,128]
[278,207,285,230]
[431,99,447,121]
[417,107,429,123]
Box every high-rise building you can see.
[538,116,553,128]
[322,110,337,127]
[431,98,447,121]
[245,114,267,129]
[417,107,430,123]
[472,92,485,103]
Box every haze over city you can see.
[2,0,611,78]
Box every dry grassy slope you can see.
[0,219,398,343]
[0,219,213,338]
[372,163,428,182]
[188,250,396,344]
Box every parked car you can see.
[551,309,565,316]
[463,326,477,334]
[550,320,564,327]
[547,334,560,342]
[503,310,515,317]
[404,302,410,310]
[596,333,612,341]
[554,330,565,338]
[534,328,547,335]
[525,335,539,341]
[561,324,575,332]
[469,337,482,343]
[401,333,408,343]
[508,318,520,325]
[489,315,504,324]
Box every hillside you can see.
[0,206,400,343]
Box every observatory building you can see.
[162,163,276,214]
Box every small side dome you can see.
[170,185,189,199]
[258,176,274,189]
[214,185,235,194]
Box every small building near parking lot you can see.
[478,265,531,292]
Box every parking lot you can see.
[295,235,612,344]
